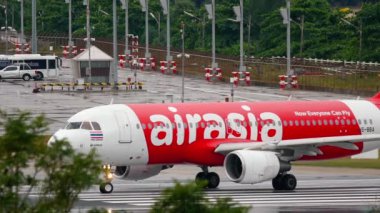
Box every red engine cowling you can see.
[114,165,163,180]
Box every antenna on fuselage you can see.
[109,98,114,105]
[287,95,292,101]
[356,96,361,100]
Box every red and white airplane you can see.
[49,92,380,193]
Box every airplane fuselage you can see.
[55,99,380,166]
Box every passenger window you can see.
[219,122,222,127]
[346,119,351,125]
[300,120,305,126]
[142,123,146,129]
[172,122,176,129]
[341,119,345,125]
[201,122,205,128]
[358,119,362,125]
[306,120,311,126]
[243,121,247,127]
[352,119,357,125]
[81,122,93,130]
[363,119,367,125]
[289,120,293,126]
[283,120,288,126]
[323,120,328,125]
[178,123,182,128]
[91,122,101,130]
[184,123,188,129]
[369,119,373,125]
[136,124,140,129]
[278,121,282,126]
[329,120,334,125]
[147,123,152,129]
[335,120,339,125]
[318,120,322,126]
[189,123,193,128]
[260,121,265,126]
[295,120,299,126]
[312,120,317,126]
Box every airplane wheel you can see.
[195,172,207,187]
[196,172,207,180]
[281,174,297,191]
[99,182,113,194]
[207,172,220,189]
[272,175,283,190]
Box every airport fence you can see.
[5,34,380,96]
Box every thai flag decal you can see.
[90,130,103,141]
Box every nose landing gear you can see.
[100,164,114,194]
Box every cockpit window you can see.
[81,122,93,130]
[65,121,101,130]
[92,122,101,130]
[66,122,82,129]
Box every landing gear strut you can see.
[100,164,114,194]
[272,173,297,191]
[195,166,220,189]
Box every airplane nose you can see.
[49,129,89,153]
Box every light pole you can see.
[18,0,24,53]
[230,0,245,77]
[280,0,292,78]
[205,0,217,76]
[113,0,118,87]
[150,12,160,44]
[120,0,130,55]
[159,0,171,72]
[184,11,206,49]
[65,0,73,57]
[180,21,184,103]
[84,0,92,85]
[341,18,362,61]
[32,0,37,53]
[139,0,151,59]
[176,22,189,103]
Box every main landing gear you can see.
[272,173,297,191]
[100,164,114,194]
[195,166,220,189]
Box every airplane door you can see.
[114,111,132,143]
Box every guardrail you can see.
[35,82,143,92]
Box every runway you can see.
[64,165,380,212]
[73,181,380,212]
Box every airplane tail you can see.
[372,92,380,100]
[370,92,380,107]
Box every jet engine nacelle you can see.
[224,150,287,184]
[114,165,162,180]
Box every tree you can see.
[151,181,249,213]
[0,110,102,212]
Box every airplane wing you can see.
[214,134,380,156]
